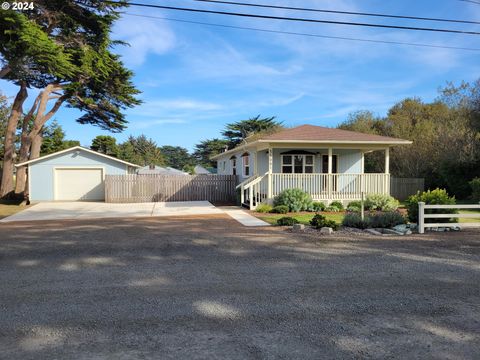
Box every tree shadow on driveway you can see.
[0,215,479,359]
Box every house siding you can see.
[217,148,362,176]
[29,149,128,201]
[216,150,255,180]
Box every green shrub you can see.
[273,188,313,212]
[256,203,273,213]
[470,177,480,202]
[368,211,406,228]
[271,205,289,214]
[277,216,299,226]
[329,201,344,210]
[346,200,362,212]
[342,212,368,229]
[309,214,339,231]
[342,211,406,229]
[326,205,342,212]
[364,194,399,211]
[311,201,326,212]
[405,188,457,223]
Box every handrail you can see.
[244,175,264,189]
[235,175,259,190]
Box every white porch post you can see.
[267,147,273,201]
[254,151,258,176]
[384,147,390,195]
[328,147,333,200]
[384,147,390,174]
[360,150,365,194]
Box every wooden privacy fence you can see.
[105,174,237,203]
[390,177,424,200]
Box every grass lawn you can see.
[458,209,480,223]
[254,212,345,226]
[0,201,29,220]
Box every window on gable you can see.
[242,153,250,177]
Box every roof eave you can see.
[257,139,412,145]
[210,141,259,160]
[15,146,142,168]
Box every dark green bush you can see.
[271,205,289,214]
[368,211,406,228]
[346,200,362,212]
[342,211,406,229]
[342,212,368,229]
[277,216,299,226]
[405,188,457,223]
[311,201,326,212]
[256,203,273,213]
[273,188,313,212]
[470,177,480,202]
[309,214,339,231]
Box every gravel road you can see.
[0,214,479,359]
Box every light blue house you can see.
[212,125,411,209]
[16,146,140,202]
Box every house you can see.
[212,125,412,209]
[16,146,140,202]
[137,165,189,175]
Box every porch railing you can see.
[240,173,390,209]
[271,173,390,201]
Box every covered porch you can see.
[240,146,391,210]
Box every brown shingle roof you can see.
[260,125,410,143]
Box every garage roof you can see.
[15,146,141,168]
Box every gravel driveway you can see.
[0,214,479,359]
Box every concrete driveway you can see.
[0,216,479,359]
[0,201,224,222]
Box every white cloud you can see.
[113,13,175,67]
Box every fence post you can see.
[361,191,365,221]
[418,201,425,234]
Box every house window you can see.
[281,154,314,174]
[222,161,226,171]
[242,153,250,177]
[230,157,237,175]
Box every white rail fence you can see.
[418,202,480,234]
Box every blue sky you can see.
[2,0,480,151]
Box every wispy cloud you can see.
[113,13,176,67]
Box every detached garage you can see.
[16,146,140,202]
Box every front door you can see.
[322,155,338,192]
[322,155,338,173]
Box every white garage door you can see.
[55,168,105,201]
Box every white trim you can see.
[53,166,105,201]
[259,139,412,145]
[242,153,251,177]
[15,146,141,168]
[210,139,411,160]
